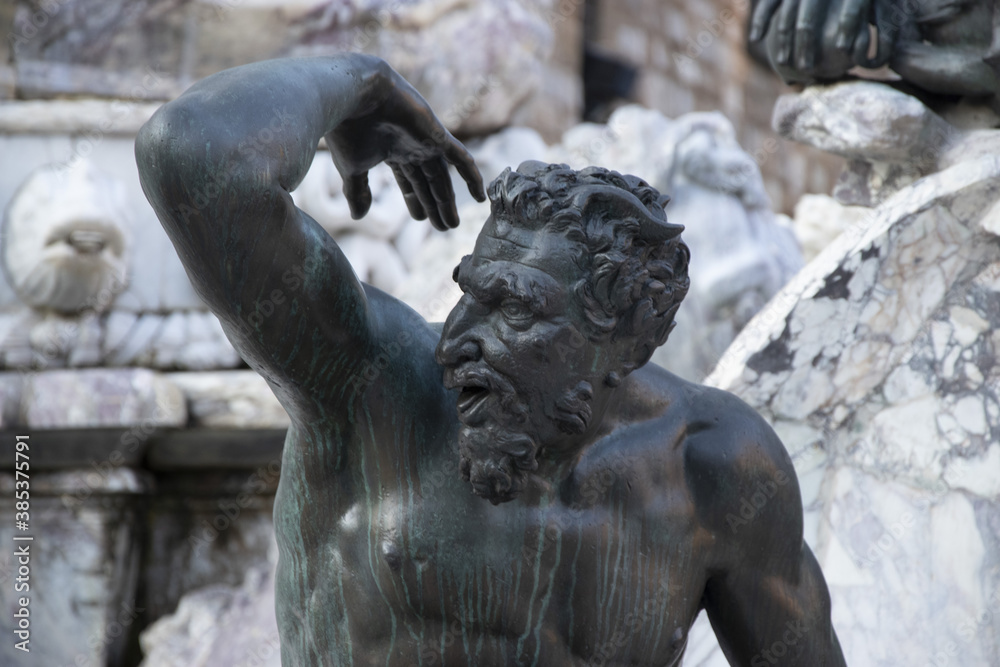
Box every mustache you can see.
[552,381,593,435]
[445,365,527,423]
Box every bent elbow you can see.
[135,100,239,231]
[134,105,168,171]
[135,101,212,186]
[136,104,192,204]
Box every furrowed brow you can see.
[496,273,551,311]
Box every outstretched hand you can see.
[325,61,486,231]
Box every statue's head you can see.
[435,161,690,504]
[2,160,130,315]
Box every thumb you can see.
[342,172,372,220]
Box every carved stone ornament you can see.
[2,159,130,314]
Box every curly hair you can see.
[486,161,691,370]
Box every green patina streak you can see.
[531,520,562,666]
[359,406,398,663]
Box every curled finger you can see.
[835,0,869,50]
[390,164,427,222]
[794,0,823,70]
[750,0,783,42]
[774,0,801,66]
[443,135,486,202]
[343,172,372,220]
[422,156,460,229]
[400,162,445,231]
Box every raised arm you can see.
[135,55,483,416]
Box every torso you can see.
[273,355,717,667]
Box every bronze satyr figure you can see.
[136,55,846,666]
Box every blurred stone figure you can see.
[3,160,130,314]
[0,160,240,370]
[0,161,131,367]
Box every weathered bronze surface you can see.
[749,0,1000,104]
[136,55,846,666]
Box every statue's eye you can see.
[500,298,532,323]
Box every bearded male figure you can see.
[136,55,846,666]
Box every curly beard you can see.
[457,379,594,505]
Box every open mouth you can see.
[457,385,490,415]
[67,229,108,254]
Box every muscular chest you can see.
[333,452,705,665]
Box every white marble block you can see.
[684,86,1000,666]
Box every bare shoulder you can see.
[629,365,804,562]
[668,372,804,563]
[569,365,803,562]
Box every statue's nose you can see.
[436,297,485,366]
[436,336,481,366]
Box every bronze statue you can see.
[135,55,846,666]
[749,0,1000,105]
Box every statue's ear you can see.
[618,304,680,376]
[614,337,650,379]
[620,340,656,377]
